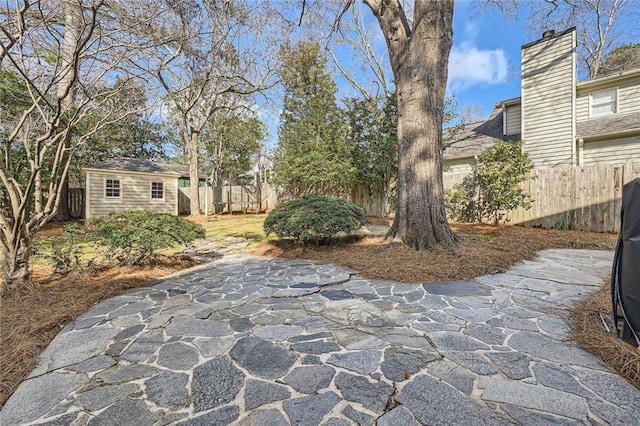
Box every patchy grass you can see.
[190,214,269,250]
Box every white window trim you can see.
[104,177,122,201]
[589,88,617,118]
[150,181,165,201]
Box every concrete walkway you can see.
[2,249,639,425]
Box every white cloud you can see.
[448,42,509,91]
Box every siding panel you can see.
[86,171,178,218]
[505,105,521,135]
[583,135,640,165]
[521,31,576,167]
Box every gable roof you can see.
[82,158,200,178]
[444,109,519,160]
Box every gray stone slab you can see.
[463,324,506,346]
[289,332,333,342]
[165,316,231,337]
[321,290,355,300]
[508,331,601,367]
[487,352,532,380]
[87,399,158,426]
[382,346,441,382]
[29,327,120,376]
[254,324,304,341]
[423,280,493,296]
[38,412,81,426]
[532,363,593,398]
[342,405,374,426]
[322,417,351,426]
[377,406,421,426]
[588,400,640,425]
[193,336,234,358]
[67,355,116,373]
[180,405,239,426]
[327,351,380,375]
[284,365,336,394]
[94,364,159,385]
[501,404,578,426]
[426,360,476,395]
[428,331,490,352]
[478,377,587,421]
[397,375,511,426]
[156,342,199,370]
[446,307,496,322]
[1,372,87,425]
[192,357,244,412]
[241,408,289,426]
[442,351,499,376]
[229,317,254,332]
[145,371,189,409]
[291,341,341,354]
[244,379,291,410]
[75,383,139,411]
[335,372,394,412]
[283,392,341,426]
[574,368,640,410]
[230,336,297,379]
[119,329,164,362]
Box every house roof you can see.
[444,109,519,160]
[577,67,640,90]
[82,158,204,178]
[577,112,640,139]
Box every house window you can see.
[151,182,164,200]
[590,89,617,117]
[105,179,121,198]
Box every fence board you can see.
[444,161,640,233]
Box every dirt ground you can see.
[0,223,625,407]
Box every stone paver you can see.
[2,249,639,425]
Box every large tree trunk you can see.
[1,227,31,290]
[366,0,457,251]
[54,1,82,222]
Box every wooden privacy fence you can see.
[68,188,85,219]
[443,162,640,233]
[179,183,278,215]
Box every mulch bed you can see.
[255,224,617,283]
[571,282,640,389]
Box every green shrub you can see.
[87,211,205,265]
[446,140,534,224]
[264,194,367,244]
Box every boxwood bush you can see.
[264,194,367,244]
[87,210,205,265]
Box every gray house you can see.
[445,27,640,173]
[82,158,192,218]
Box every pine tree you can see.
[273,41,354,198]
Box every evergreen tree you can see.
[273,41,354,198]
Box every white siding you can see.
[86,171,178,218]
[618,78,640,113]
[576,94,589,121]
[521,31,576,167]
[444,158,474,174]
[505,105,521,136]
[583,135,640,165]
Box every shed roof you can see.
[444,109,519,160]
[82,158,202,178]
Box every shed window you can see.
[105,179,121,198]
[151,182,164,199]
[590,89,617,117]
